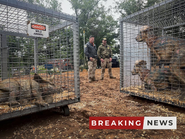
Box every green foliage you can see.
[115,0,185,39]
[8,0,65,69]
[115,0,165,17]
[23,0,62,11]
[8,36,34,68]
[68,0,118,61]
[112,44,120,54]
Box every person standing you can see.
[85,35,98,83]
[97,38,116,80]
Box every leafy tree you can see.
[68,0,118,62]
[115,0,185,38]
[6,0,64,70]
[7,36,34,72]
[112,44,120,54]
[24,0,62,11]
[115,0,165,17]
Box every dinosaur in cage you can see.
[135,26,185,99]
[131,60,179,91]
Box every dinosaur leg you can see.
[171,63,185,85]
[43,94,53,104]
[8,91,20,106]
[152,49,161,68]
[32,90,48,107]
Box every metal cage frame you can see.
[119,0,185,108]
[0,0,80,121]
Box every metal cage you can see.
[0,0,80,120]
[120,0,185,108]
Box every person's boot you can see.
[92,77,98,81]
[110,76,116,79]
[89,77,93,83]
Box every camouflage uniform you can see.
[97,39,115,79]
[88,58,97,81]
[85,42,97,82]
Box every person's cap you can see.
[89,35,94,39]
[102,38,107,41]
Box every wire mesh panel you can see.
[120,0,185,108]
[0,0,79,120]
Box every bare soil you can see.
[0,68,185,139]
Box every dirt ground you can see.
[0,68,185,139]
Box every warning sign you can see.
[27,22,49,38]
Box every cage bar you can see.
[120,0,185,108]
[0,0,76,22]
[0,0,80,120]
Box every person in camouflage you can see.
[97,38,116,80]
[85,35,98,83]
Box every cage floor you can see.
[121,86,185,107]
[0,91,76,115]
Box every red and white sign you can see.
[31,24,46,31]
[89,117,176,130]
[27,22,49,38]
